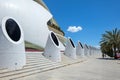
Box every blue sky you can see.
[44,0,120,47]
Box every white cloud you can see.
[67,26,83,33]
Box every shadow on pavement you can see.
[96,58,117,60]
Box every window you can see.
[5,19,21,42]
[51,32,59,46]
[70,39,75,48]
[79,42,83,48]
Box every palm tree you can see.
[100,41,113,57]
[100,28,120,59]
[117,30,120,52]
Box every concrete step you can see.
[0,63,60,77]
[0,52,62,80]
[26,58,52,62]
[0,63,62,80]
[26,59,53,63]
[26,60,57,65]
[26,58,57,64]
[26,52,44,56]
[0,61,59,74]
[0,68,10,73]
[0,52,86,80]
[26,55,46,59]
[24,62,59,69]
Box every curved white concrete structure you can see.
[44,32,61,62]
[89,46,92,56]
[56,34,66,52]
[0,0,52,48]
[84,44,89,56]
[64,38,77,59]
[76,41,84,57]
[59,41,65,53]
[0,17,25,70]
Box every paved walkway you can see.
[17,56,120,80]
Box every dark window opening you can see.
[51,32,59,46]
[79,42,83,48]
[5,19,21,42]
[70,39,75,48]
[47,20,53,26]
[85,44,89,49]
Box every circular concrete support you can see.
[64,38,77,59]
[0,17,25,70]
[44,32,61,62]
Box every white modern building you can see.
[0,0,52,48]
[0,0,66,69]
[0,0,66,50]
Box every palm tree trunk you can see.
[113,47,117,59]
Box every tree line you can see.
[100,28,120,59]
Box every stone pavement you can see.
[16,56,120,80]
